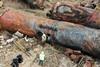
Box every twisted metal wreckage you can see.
[47,2,100,29]
[0,9,100,59]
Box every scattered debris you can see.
[77,56,85,67]
[14,31,24,38]
[41,32,47,42]
[11,54,23,67]
[64,48,83,63]
[14,40,31,57]
[6,38,15,44]
[80,0,99,9]
[0,35,16,46]
[81,3,96,9]
[16,54,23,63]
[36,31,47,42]
[24,35,29,42]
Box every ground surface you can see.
[0,0,100,67]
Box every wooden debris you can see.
[14,40,31,57]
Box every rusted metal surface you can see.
[38,21,100,59]
[0,9,37,37]
[0,9,100,58]
[47,2,100,29]
[0,8,54,37]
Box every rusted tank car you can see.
[38,21,100,58]
[0,9,100,58]
[47,2,100,29]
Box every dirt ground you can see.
[0,0,100,67]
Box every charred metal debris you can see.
[11,54,23,67]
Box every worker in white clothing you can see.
[39,51,45,65]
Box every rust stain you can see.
[0,9,36,37]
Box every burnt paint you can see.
[39,22,100,58]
